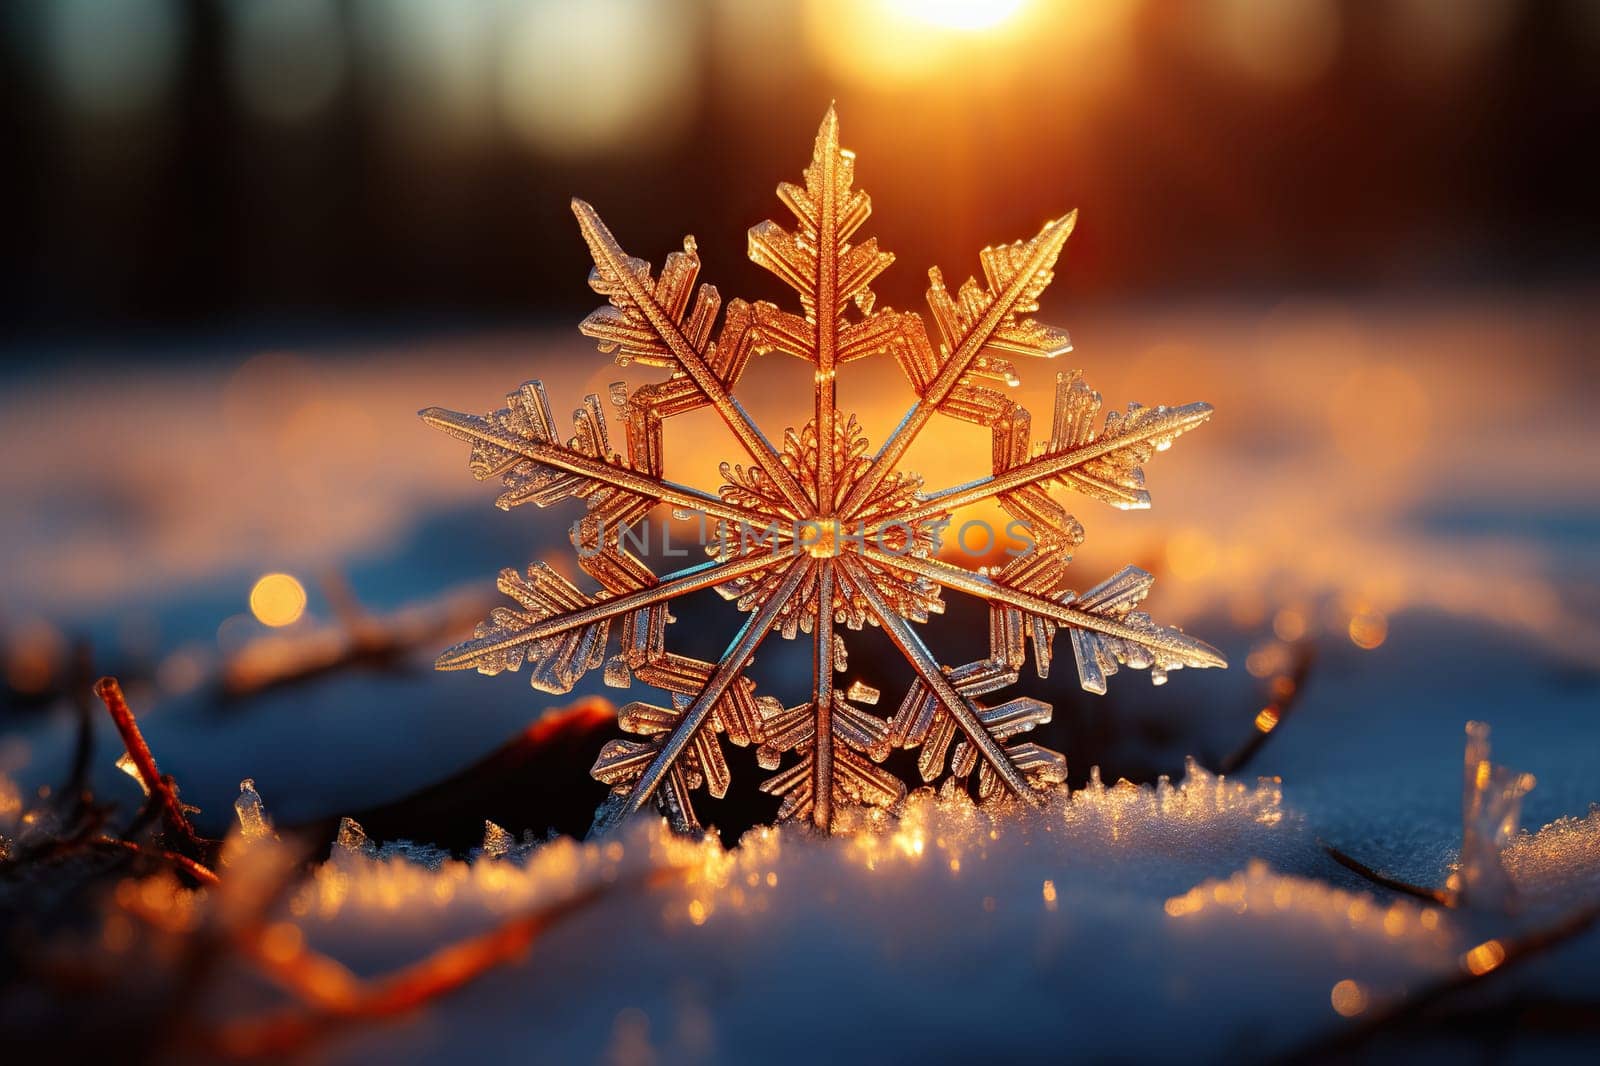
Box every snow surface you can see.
[192,765,1595,1065]
[3,299,1598,1061]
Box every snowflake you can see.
[422,109,1225,835]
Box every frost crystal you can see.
[234,778,273,840]
[424,109,1224,834]
[335,815,371,854]
[481,820,516,858]
[1451,721,1536,909]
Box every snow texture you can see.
[163,762,1595,1065]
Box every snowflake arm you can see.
[810,559,839,827]
[590,558,816,835]
[419,392,767,529]
[746,106,903,828]
[886,377,1216,524]
[747,105,892,513]
[571,199,813,515]
[845,554,1039,801]
[434,553,782,681]
[840,210,1077,517]
[860,547,1227,692]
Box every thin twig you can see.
[222,583,496,697]
[136,837,321,1065]
[1218,642,1315,775]
[1320,841,1452,906]
[89,837,221,886]
[0,806,109,876]
[1382,996,1600,1038]
[1283,901,1600,1062]
[205,866,684,1058]
[93,676,210,861]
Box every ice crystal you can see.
[481,820,516,858]
[1499,805,1600,910]
[1449,721,1537,909]
[424,109,1224,834]
[335,815,373,855]
[234,778,273,840]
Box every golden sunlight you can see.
[889,0,1027,32]
[805,0,1036,86]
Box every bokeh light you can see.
[499,0,698,158]
[3,620,64,696]
[225,0,347,125]
[249,573,307,628]
[352,0,500,148]
[1329,978,1367,1016]
[39,0,182,119]
[1389,0,1516,79]
[1463,938,1506,975]
[1348,611,1388,651]
[1189,0,1342,88]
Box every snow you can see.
[177,762,1593,1064]
[3,296,1598,1060]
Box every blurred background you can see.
[1,1,1596,850]
[2,0,1598,331]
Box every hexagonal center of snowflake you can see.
[797,518,844,558]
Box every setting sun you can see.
[888,0,1027,31]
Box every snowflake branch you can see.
[881,399,1214,526]
[811,110,843,518]
[572,199,813,514]
[842,555,1038,803]
[593,557,817,833]
[810,559,837,830]
[436,552,785,673]
[419,405,763,528]
[746,106,888,516]
[859,548,1227,673]
[839,211,1076,517]
[706,108,875,832]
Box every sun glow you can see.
[887,0,1027,31]
[805,0,1042,86]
